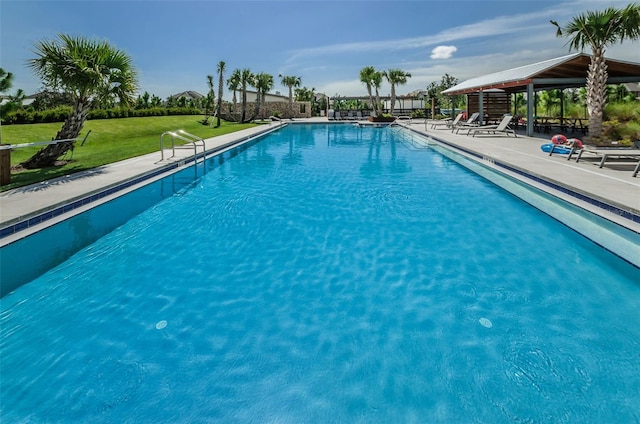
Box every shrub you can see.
[605,102,639,122]
[602,101,640,144]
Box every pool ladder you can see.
[160,130,206,164]
[388,125,430,149]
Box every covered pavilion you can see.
[441,53,640,137]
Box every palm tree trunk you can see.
[375,88,383,116]
[288,86,293,118]
[390,84,396,116]
[20,100,90,169]
[253,91,261,120]
[586,49,607,141]
[241,89,247,123]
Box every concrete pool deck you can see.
[1,117,639,245]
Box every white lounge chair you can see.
[431,112,463,129]
[467,115,516,137]
[452,112,480,133]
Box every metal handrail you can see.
[159,129,206,164]
[176,130,206,161]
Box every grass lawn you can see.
[0,115,259,191]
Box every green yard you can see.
[0,116,258,191]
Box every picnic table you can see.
[534,117,588,134]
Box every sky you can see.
[1,0,639,101]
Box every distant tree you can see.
[609,84,635,103]
[551,3,640,141]
[239,68,254,123]
[295,86,316,115]
[202,74,215,124]
[359,66,376,114]
[135,91,151,109]
[165,95,177,108]
[150,94,163,108]
[0,69,21,122]
[21,34,138,169]
[539,89,562,116]
[385,69,411,116]
[0,68,13,93]
[253,72,274,120]
[279,74,301,117]
[294,86,315,102]
[227,69,241,113]
[30,90,74,111]
[425,81,440,113]
[439,73,458,112]
[370,70,384,116]
[215,60,226,127]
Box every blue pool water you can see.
[2,124,640,423]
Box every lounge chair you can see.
[452,112,480,133]
[574,147,640,175]
[431,112,463,129]
[334,111,343,121]
[356,111,364,120]
[467,115,516,137]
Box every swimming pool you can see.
[1,124,640,422]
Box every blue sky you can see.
[1,0,638,100]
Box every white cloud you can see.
[431,46,457,60]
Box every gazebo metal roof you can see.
[442,53,640,96]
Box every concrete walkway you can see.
[1,118,639,244]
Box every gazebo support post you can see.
[526,83,535,137]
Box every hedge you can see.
[2,106,203,124]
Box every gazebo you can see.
[441,53,640,137]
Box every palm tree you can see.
[21,34,138,169]
[202,74,215,125]
[385,69,411,116]
[239,68,254,123]
[253,72,274,120]
[551,3,640,142]
[539,89,562,117]
[227,69,241,113]
[371,70,385,116]
[215,61,226,128]
[279,74,301,118]
[359,66,376,115]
